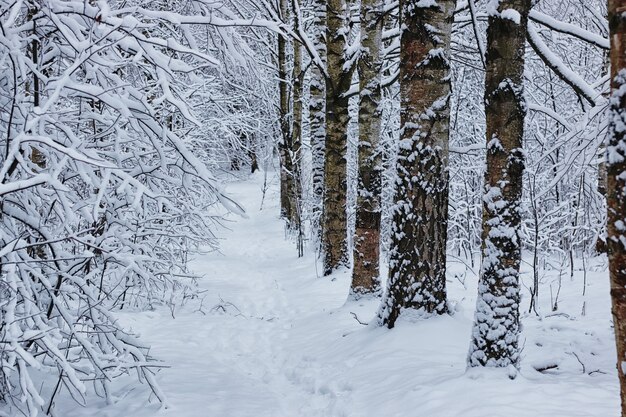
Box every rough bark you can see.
[310,0,326,239]
[291,33,305,255]
[350,0,383,298]
[278,0,302,234]
[597,50,610,254]
[607,0,626,413]
[278,0,292,221]
[378,0,455,327]
[468,0,531,368]
[322,0,352,275]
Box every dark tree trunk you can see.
[468,0,531,369]
[378,0,455,327]
[290,10,305,254]
[278,0,292,221]
[249,148,259,173]
[322,0,352,275]
[350,0,384,298]
[310,0,326,241]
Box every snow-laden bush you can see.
[0,1,259,415]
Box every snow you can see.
[486,0,500,16]
[51,171,619,417]
[500,9,521,24]
[416,0,437,7]
[528,10,609,50]
[527,23,602,107]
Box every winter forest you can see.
[2,0,626,416]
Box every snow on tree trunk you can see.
[322,0,352,275]
[278,0,301,234]
[291,26,305,255]
[278,0,293,222]
[599,56,609,255]
[310,0,327,241]
[378,0,455,327]
[468,0,531,369]
[351,0,384,298]
[607,0,626,413]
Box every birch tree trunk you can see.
[278,0,292,222]
[291,31,304,255]
[378,0,455,327]
[598,50,610,254]
[607,0,626,413]
[310,0,327,239]
[468,0,531,369]
[278,0,302,236]
[322,0,352,275]
[350,0,383,297]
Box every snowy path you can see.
[61,172,619,417]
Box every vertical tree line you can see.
[279,0,622,388]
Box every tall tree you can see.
[277,0,302,237]
[278,0,292,222]
[322,0,352,275]
[468,0,531,368]
[607,0,626,413]
[378,0,455,327]
[291,0,305,255]
[351,0,384,297]
[309,0,327,239]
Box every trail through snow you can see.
[60,172,618,417]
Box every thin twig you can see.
[350,312,368,326]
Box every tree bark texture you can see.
[607,0,626,413]
[278,0,302,233]
[378,0,455,327]
[290,37,304,254]
[468,0,530,368]
[350,0,384,298]
[310,0,327,239]
[278,0,292,222]
[322,0,352,275]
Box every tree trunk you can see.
[322,0,352,275]
[468,0,531,369]
[378,0,455,327]
[310,0,326,240]
[598,50,610,254]
[607,0,626,413]
[350,0,383,298]
[28,6,45,169]
[278,0,293,222]
[249,148,259,173]
[290,16,304,254]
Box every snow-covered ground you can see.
[58,171,619,417]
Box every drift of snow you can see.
[49,171,619,417]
